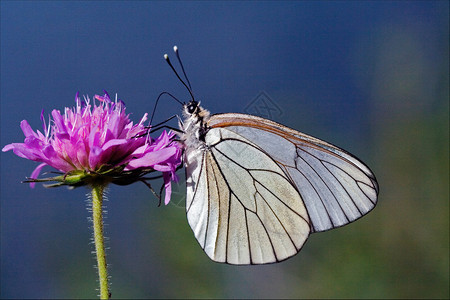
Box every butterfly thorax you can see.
[179,100,211,150]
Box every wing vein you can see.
[213,145,308,223]
[255,187,299,252]
[296,147,351,223]
[289,165,334,230]
[187,151,206,213]
[203,153,211,249]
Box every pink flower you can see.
[2,92,182,205]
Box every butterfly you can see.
[163,46,379,265]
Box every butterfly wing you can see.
[208,113,379,233]
[185,127,311,265]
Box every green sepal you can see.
[23,164,158,188]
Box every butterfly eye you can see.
[186,102,197,114]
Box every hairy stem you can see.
[91,184,110,299]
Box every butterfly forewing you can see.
[208,113,379,233]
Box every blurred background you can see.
[1,1,448,298]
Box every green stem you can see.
[91,184,110,299]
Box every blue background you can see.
[1,1,448,298]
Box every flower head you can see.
[2,92,182,204]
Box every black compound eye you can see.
[186,101,197,114]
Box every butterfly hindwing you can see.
[185,127,311,264]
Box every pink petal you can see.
[20,120,37,138]
[29,163,47,188]
[102,139,128,151]
[3,143,40,160]
[126,147,176,169]
[1,144,14,152]
[163,172,172,205]
[88,146,103,169]
[51,109,67,133]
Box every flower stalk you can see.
[91,184,110,299]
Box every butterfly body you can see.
[180,101,211,150]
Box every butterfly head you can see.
[184,100,199,116]
[183,99,210,121]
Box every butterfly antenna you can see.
[150,91,183,125]
[164,50,195,101]
[173,46,193,91]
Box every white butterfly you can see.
[165,46,379,265]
